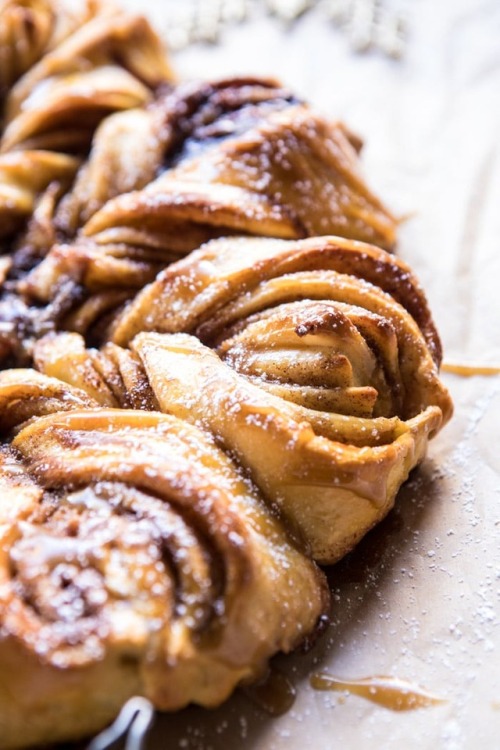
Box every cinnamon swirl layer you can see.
[32,236,452,562]
[0,370,328,748]
[93,235,451,563]
[15,78,396,356]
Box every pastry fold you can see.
[33,235,452,563]
[133,332,446,563]
[104,235,451,562]
[0,150,79,239]
[0,0,96,97]
[1,1,172,154]
[0,368,328,748]
[19,78,396,347]
[0,0,172,242]
[51,77,395,243]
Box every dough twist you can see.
[0,0,172,154]
[20,78,396,347]
[33,235,452,563]
[107,235,450,562]
[0,0,94,98]
[0,0,172,242]
[0,368,327,748]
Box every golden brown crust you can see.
[0,372,328,748]
[0,6,453,747]
[0,0,172,246]
[1,3,172,153]
[14,78,396,353]
[78,101,396,248]
[83,234,450,564]
[131,331,447,564]
[0,150,79,238]
[110,235,445,371]
[31,228,453,563]
[0,0,90,97]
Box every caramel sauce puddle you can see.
[243,669,296,716]
[310,673,446,711]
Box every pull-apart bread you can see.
[0,1,452,747]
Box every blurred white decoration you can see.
[266,0,314,23]
[162,0,407,58]
[221,0,249,22]
[324,0,406,57]
[86,698,154,750]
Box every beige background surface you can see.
[118,1,500,747]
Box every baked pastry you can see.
[0,0,172,154]
[0,368,328,749]
[0,0,172,242]
[54,77,396,245]
[14,77,396,360]
[0,4,453,747]
[1,0,100,98]
[0,149,78,242]
[35,235,453,563]
[0,0,173,368]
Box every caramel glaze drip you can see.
[442,362,500,377]
[243,669,296,716]
[310,673,446,711]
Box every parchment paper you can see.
[117,1,500,746]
